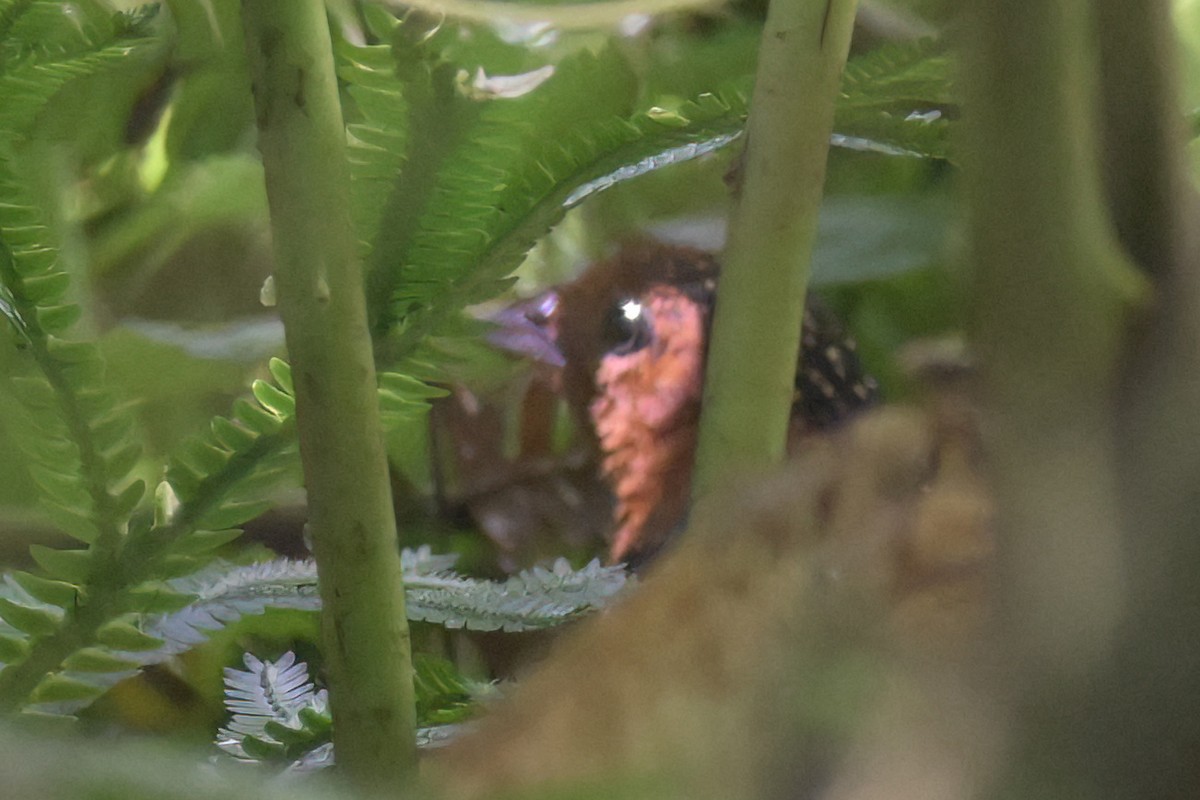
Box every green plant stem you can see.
[692,0,859,501]
[241,2,417,789]
[1094,2,1200,795]
[959,0,1142,793]
[1095,0,1192,276]
[961,0,1139,678]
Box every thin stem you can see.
[241,2,418,789]
[692,0,860,500]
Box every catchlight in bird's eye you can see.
[600,297,653,356]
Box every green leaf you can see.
[196,500,272,531]
[43,337,97,364]
[179,440,232,475]
[171,528,243,556]
[267,357,293,394]
[111,479,145,517]
[297,705,332,735]
[37,504,99,544]
[7,376,55,410]
[31,674,103,704]
[211,416,257,450]
[103,441,142,480]
[155,555,209,580]
[0,634,30,663]
[123,583,195,614]
[811,195,951,285]
[9,572,79,608]
[251,379,295,417]
[232,397,284,434]
[240,734,285,760]
[35,303,81,333]
[62,647,139,673]
[29,547,92,584]
[95,620,162,651]
[413,653,490,725]
[378,371,449,400]
[28,465,91,511]
[378,53,742,350]
[263,720,317,747]
[19,272,69,304]
[0,598,60,636]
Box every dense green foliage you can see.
[0,0,1057,795]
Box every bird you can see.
[487,242,880,566]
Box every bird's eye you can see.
[600,298,653,356]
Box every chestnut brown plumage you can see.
[493,243,880,565]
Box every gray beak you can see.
[483,291,566,368]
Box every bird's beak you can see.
[483,291,566,368]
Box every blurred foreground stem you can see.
[961,0,1140,678]
[242,1,417,789]
[693,0,859,500]
[960,0,1145,794]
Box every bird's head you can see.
[488,243,877,564]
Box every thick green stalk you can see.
[961,0,1139,678]
[1094,2,1200,795]
[960,0,1145,794]
[241,2,417,789]
[692,0,859,500]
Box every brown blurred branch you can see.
[429,407,995,800]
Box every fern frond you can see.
[215,651,469,770]
[0,23,160,557]
[839,38,953,110]
[374,40,953,349]
[338,39,410,259]
[0,355,297,713]
[216,651,331,765]
[137,548,627,661]
[0,1,36,55]
[1,1,131,71]
[405,556,632,631]
[413,652,498,725]
[0,10,161,554]
[145,359,299,545]
[0,546,621,710]
[378,47,709,344]
[834,38,953,159]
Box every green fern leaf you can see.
[0,20,160,559]
[251,379,295,417]
[0,596,60,636]
[0,634,29,662]
[28,546,91,583]
[0,0,130,70]
[833,38,953,159]
[61,647,139,673]
[839,38,953,109]
[338,39,410,259]
[0,1,37,52]
[94,618,162,652]
[413,653,496,725]
[216,650,472,769]
[121,583,195,615]
[369,40,953,350]
[30,673,103,704]
[8,572,78,607]
[170,529,243,556]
